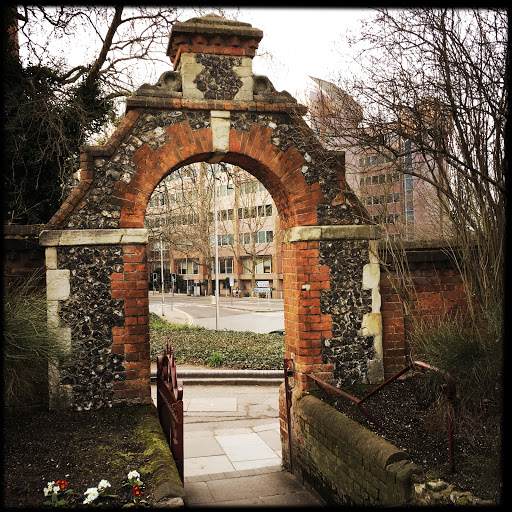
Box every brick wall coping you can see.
[377,241,465,264]
[3,224,45,236]
[285,225,382,243]
[39,228,148,247]
[295,394,424,505]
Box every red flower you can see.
[132,485,141,497]
[55,480,68,491]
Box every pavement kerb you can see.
[152,306,193,326]
[172,377,283,385]
[175,308,193,326]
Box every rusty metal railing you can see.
[156,340,184,482]
[306,361,456,472]
[283,358,294,472]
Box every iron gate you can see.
[156,342,184,482]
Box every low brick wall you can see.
[380,246,469,377]
[292,394,423,506]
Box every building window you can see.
[359,153,395,168]
[217,182,234,197]
[360,172,400,188]
[258,204,273,217]
[178,260,199,274]
[238,230,273,245]
[403,140,414,224]
[240,181,266,195]
[210,234,234,246]
[148,194,166,207]
[217,208,234,221]
[243,257,272,274]
[171,211,198,225]
[217,258,233,274]
[372,213,400,224]
[365,193,401,206]
[145,216,161,228]
[219,234,234,246]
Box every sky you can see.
[140,7,373,104]
[221,8,371,100]
[18,7,373,103]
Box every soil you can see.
[3,405,158,509]
[319,370,501,504]
[3,369,501,508]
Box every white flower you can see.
[83,487,99,504]
[43,481,55,497]
[53,485,60,494]
[127,470,140,481]
[98,479,111,491]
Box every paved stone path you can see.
[151,383,325,506]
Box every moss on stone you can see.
[133,404,184,501]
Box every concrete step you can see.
[176,377,283,386]
[151,369,282,379]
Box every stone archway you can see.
[39,14,383,429]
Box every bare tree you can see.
[218,167,278,291]
[146,164,218,295]
[312,8,507,314]
[4,6,234,224]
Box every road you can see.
[148,292,285,333]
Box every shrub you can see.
[410,302,502,499]
[149,313,284,369]
[3,272,66,407]
[208,352,223,367]
[411,303,502,419]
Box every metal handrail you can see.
[306,360,456,472]
[283,358,294,473]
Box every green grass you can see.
[149,313,285,369]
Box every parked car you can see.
[268,329,285,335]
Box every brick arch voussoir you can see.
[226,126,322,229]
[120,123,214,229]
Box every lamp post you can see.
[160,234,165,316]
[185,252,189,295]
[213,164,220,330]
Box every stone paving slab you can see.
[215,432,280,463]
[151,382,324,506]
[184,466,283,483]
[232,458,284,471]
[183,465,326,506]
[252,421,280,432]
[258,490,325,507]
[256,428,282,451]
[185,455,235,477]
[187,397,238,412]
[197,471,312,504]
[184,436,224,458]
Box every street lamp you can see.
[213,164,220,330]
[160,234,165,316]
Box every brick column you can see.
[112,244,152,405]
[380,272,408,377]
[279,224,382,473]
[282,240,333,392]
